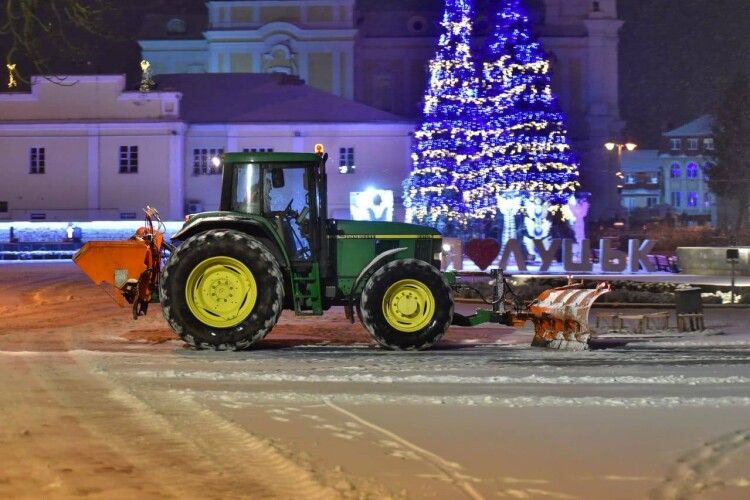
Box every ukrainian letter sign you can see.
[463,238,657,273]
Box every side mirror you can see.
[271,168,285,188]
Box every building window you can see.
[647,197,658,208]
[688,138,699,150]
[704,192,712,207]
[30,147,45,174]
[686,162,699,178]
[193,148,224,176]
[704,138,714,150]
[670,163,681,178]
[672,191,682,207]
[338,147,356,174]
[687,192,698,207]
[242,148,274,153]
[625,174,635,184]
[670,138,682,151]
[650,175,659,184]
[407,15,428,34]
[119,146,138,174]
[0,201,7,213]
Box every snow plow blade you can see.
[526,283,610,350]
[73,240,151,307]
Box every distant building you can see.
[659,115,716,224]
[140,0,626,219]
[0,74,411,221]
[619,149,661,213]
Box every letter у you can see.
[628,239,657,272]
[563,239,593,272]
[534,239,561,272]
[599,238,627,273]
[499,239,528,272]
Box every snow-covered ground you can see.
[1,262,749,499]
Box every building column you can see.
[583,7,624,221]
[87,126,100,220]
[169,126,186,219]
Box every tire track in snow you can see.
[72,352,342,499]
[323,399,485,500]
[651,429,750,499]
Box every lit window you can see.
[670,163,681,178]
[339,147,355,174]
[650,175,659,184]
[670,138,682,151]
[686,163,699,178]
[704,138,714,150]
[30,147,45,174]
[688,138,699,150]
[687,192,698,207]
[119,146,138,174]
[704,192,712,207]
[193,148,224,176]
[672,191,681,207]
[625,174,635,184]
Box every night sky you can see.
[2,0,748,148]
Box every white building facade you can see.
[140,0,625,219]
[0,74,412,222]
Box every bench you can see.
[617,314,646,334]
[677,313,705,332]
[595,312,620,330]
[645,311,670,330]
[648,254,673,272]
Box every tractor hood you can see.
[331,219,441,239]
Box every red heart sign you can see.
[465,238,501,270]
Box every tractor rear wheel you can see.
[160,230,284,350]
[360,259,453,350]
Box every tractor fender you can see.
[346,247,407,322]
[171,217,291,270]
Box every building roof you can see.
[664,114,714,137]
[620,149,660,173]
[154,73,411,124]
[139,14,208,40]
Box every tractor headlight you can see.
[434,251,443,261]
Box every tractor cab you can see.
[218,152,327,266]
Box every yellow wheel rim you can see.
[382,279,435,333]
[185,256,257,328]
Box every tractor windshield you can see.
[230,163,262,213]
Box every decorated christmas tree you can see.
[403,0,481,230]
[478,0,580,223]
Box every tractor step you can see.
[291,263,323,315]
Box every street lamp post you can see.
[604,141,637,228]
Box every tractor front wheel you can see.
[360,259,453,350]
[160,230,284,350]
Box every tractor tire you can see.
[160,230,284,350]
[360,259,453,350]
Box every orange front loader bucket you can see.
[73,240,152,307]
[72,206,167,318]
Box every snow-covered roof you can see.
[154,73,410,124]
[620,149,660,173]
[664,115,714,137]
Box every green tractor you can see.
[74,151,608,351]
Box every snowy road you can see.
[1,263,750,499]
